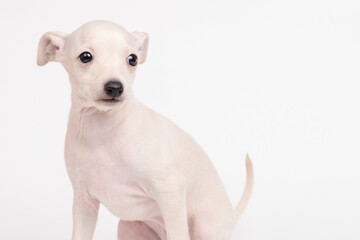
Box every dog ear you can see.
[131,31,149,64]
[37,32,68,66]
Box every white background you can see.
[0,0,359,239]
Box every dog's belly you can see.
[100,186,159,221]
[86,167,161,221]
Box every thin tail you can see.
[233,154,254,224]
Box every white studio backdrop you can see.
[0,0,359,239]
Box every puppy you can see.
[37,20,253,240]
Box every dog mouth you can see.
[99,98,121,103]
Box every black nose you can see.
[104,81,123,98]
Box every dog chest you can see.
[66,142,160,221]
[87,165,160,221]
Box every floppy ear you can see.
[37,31,68,66]
[131,31,149,64]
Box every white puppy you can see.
[37,20,253,240]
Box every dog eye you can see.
[127,54,137,66]
[79,52,92,63]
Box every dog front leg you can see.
[151,169,190,240]
[71,190,100,240]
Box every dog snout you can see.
[104,81,123,98]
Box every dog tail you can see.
[233,154,254,224]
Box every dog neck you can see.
[67,94,139,141]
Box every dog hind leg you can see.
[117,220,160,240]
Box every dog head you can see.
[37,20,148,110]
